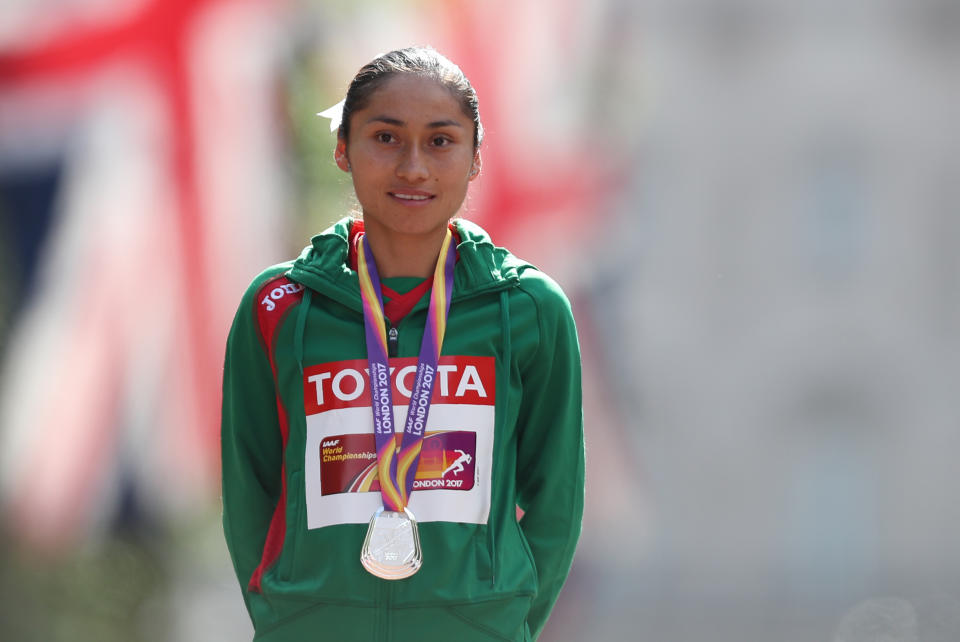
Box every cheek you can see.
[436,156,473,183]
[349,174,382,207]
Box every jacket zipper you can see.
[388,326,399,358]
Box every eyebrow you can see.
[365,116,464,128]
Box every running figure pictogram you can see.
[442,450,472,477]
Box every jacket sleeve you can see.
[221,274,284,610]
[515,274,585,639]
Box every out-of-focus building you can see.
[579,1,960,640]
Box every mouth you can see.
[389,190,436,204]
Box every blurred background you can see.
[1,0,959,640]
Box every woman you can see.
[221,47,584,641]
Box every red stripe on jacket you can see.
[248,275,304,593]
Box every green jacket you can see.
[221,218,584,641]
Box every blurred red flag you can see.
[0,0,286,549]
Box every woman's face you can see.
[336,74,480,241]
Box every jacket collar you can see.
[286,217,524,311]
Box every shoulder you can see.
[513,263,575,322]
[509,262,579,371]
[510,264,580,371]
[228,261,304,343]
[239,261,299,309]
[515,265,570,305]
[513,263,579,370]
[452,217,572,311]
[240,215,354,306]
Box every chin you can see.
[394,222,450,238]
[378,213,452,237]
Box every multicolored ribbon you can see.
[357,229,456,512]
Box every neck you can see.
[362,221,450,279]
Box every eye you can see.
[431,135,451,147]
[376,132,396,144]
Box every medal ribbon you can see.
[357,229,456,512]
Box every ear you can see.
[334,139,351,172]
[468,151,482,181]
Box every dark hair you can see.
[338,47,484,150]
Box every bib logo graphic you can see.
[320,431,476,495]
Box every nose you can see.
[395,144,429,182]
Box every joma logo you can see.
[261,282,304,311]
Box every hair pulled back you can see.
[338,47,484,151]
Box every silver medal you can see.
[360,506,422,580]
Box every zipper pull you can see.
[388,326,399,358]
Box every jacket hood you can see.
[287,217,527,309]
